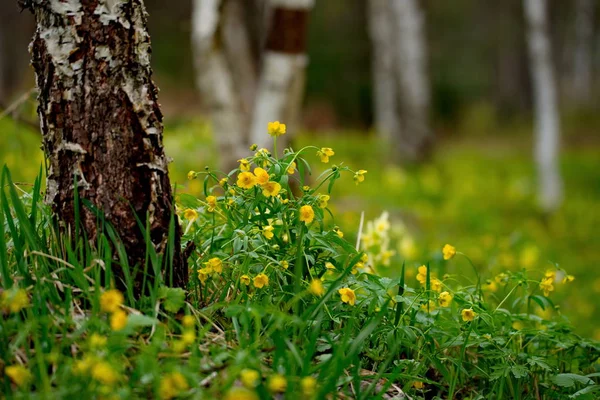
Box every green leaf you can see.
[510,364,529,379]
[552,374,594,388]
[158,286,186,313]
[127,314,158,328]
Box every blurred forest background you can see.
[1,0,599,336]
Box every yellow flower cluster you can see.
[316,147,335,163]
[236,167,281,197]
[442,244,456,260]
[100,289,127,331]
[267,121,286,137]
[0,288,29,313]
[198,257,224,283]
[159,371,189,399]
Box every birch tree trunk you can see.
[390,0,432,163]
[192,0,257,172]
[249,0,314,151]
[571,0,594,104]
[368,0,400,143]
[23,0,187,293]
[524,0,563,212]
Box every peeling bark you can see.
[524,0,563,212]
[25,0,187,293]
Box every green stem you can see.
[448,321,475,399]
[294,222,306,315]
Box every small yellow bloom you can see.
[318,194,330,208]
[219,177,228,187]
[301,376,317,396]
[539,277,554,297]
[183,208,199,221]
[237,172,257,189]
[334,227,344,238]
[262,225,275,240]
[299,205,315,224]
[253,167,270,185]
[280,261,289,270]
[197,268,211,283]
[438,291,453,307]
[416,265,428,285]
[0,288,29,313]
[91,360,118,385]
[431,278,443,292]
[262,181,281,197]
[240,275,251,286]
[267,121,286,137]
[159,371,189,400]
[309,279,324,296]
[206,196,217,212]
[316,147,335,163]
[253,273,269,289]
[325,262,336,270]
[353,170,367,185]
[187,170,196,180]
[224,387,259,400]
[461,308,477,322]
[238,158,251,171]
[495,273,509,285]
[338,287,356,306]
[182,330,196,345]
[287,161,296,175]
[5,365,32,387]
[562,274,575,283]
[205,257,223,273]
[421,300,437,312]
[483,280,498,292]
[240,369,260,388]
[89,333,107,348]
[413,381,424,390]
[100,289,124,313]
[110,309,128,331]
[442,244,456,260]
[182,315,195,328]
[268,374,287,393]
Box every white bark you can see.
[572,0,594,104]
[191,0,250,170]
[390,0,431,162]
[249,0,314,150]
[368,0,400,142]
[524,0,563,212]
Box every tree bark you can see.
[368,0,400,143]
[524,0,563,212]
[571,0,594,104]
[24,0,187,293]
[390,0,432,163]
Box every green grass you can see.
[1,117,600,398]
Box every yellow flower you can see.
[238,158,251,171]
[198,268,211,283]
[182,330,196,345]
[287,161,296,175]
[159,371,189,400]
[318,194,330,208]
[182,315,195,328]
[353,170,367,185]
[240,369,260,388]
[73,355,95,375]
[100,289,124,313]
[483,280,498,292]
[253,273,269,289]
[563,274,575,283]
[5,365,32,387]
[301,376,317,396]
[262,181,281,197]
[110,309,128,331]
[309,279,324,296]
[438,291,453,307]
[334,227,344,238]
[442,244,456,260]
[205,257,223,273]
[544,270,556,281]
[299,205,315,224]
[0,288,29,313]
[253,167,270,185]
[431,278,442,292]
[183,208,199,221]
[421,300,437,312]
[224,387,259,400]
[495,273,509,285]
[91,360,118,385]
[325,262,336,270]
[267,121,286,137]
[237,172,257,189]
[461,308,477,322]
[413,381,424,390]
[89,333,107,348]
[206,196,217,212]
[187,170,196,180]
[240,275,251,286]
[416,265,428,285]
[338,287,356,306]
[539,278,554,297]
[316,147,334,163]
[280,261,289,270]
[219,177,228,187]
[268,374,287,393]
[262,225,275,240]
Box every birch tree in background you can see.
[524,0,563,212]
[192,0,313,169]
[368,0,399,143]
[571,0,595,105]
[390,0,432,163]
